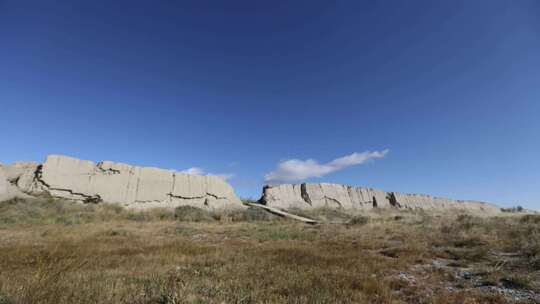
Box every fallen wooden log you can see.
[244,202,318,224]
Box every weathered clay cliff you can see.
[260,183,501,214]
[1,156,502,214]
[0,155,244,210]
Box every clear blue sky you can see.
[1,1,539,208]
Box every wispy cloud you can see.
[264,150,389,183]
[181,167,205,175]
[181,167,235,181]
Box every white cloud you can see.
[264,150,389,183]
[181,167,235,181]
[181,167,205,175]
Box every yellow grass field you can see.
[0,198,539,304]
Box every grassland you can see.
[0,198,539,303]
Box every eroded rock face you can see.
[0,163,35,201]
[260,183,501,214]
[1,161,39,183]
[0,155,244,210]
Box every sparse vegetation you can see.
[348,215,370,226]
[0,198,539,303]
[173,205,216,222]
[501,205,525,213]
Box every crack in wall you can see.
[324,196,343,208]
[133,200,163,204]
[346,186,368,208]
[29,165,102,203]
[387,192,401,208]
[167,192,226,200]
[300,183,312,205]
[49,188,102,203]
[205,192,226,200]
[32,165,48,189]
[8,177,19,186]
[258,185,271,205]
[135,176,140,202]
[169,173,176,203]
[95,162,121,175]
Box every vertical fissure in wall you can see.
[300,183,312,205]
[387,192,400,208]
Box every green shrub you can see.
[126,212,148,222]
[310,208,351,221]
[501,206,524,213]
[173,206,214,222]
[520,214,540,224]
[240,198,258,205]
[348,215,369,226]
[0,292,11,304]
[226,207,278,222]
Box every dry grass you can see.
[0,198,539,303]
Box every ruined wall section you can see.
[0,155,244,210]
[261,183,500,214]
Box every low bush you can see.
[348,215,370,226]
[224,207,278,222]
[0,292,11,304]
[173,206,215,222]
[501,206,524,213]
[520,214,540,224]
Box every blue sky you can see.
[1,1,539,208]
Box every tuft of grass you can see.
[348,215,370,226]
